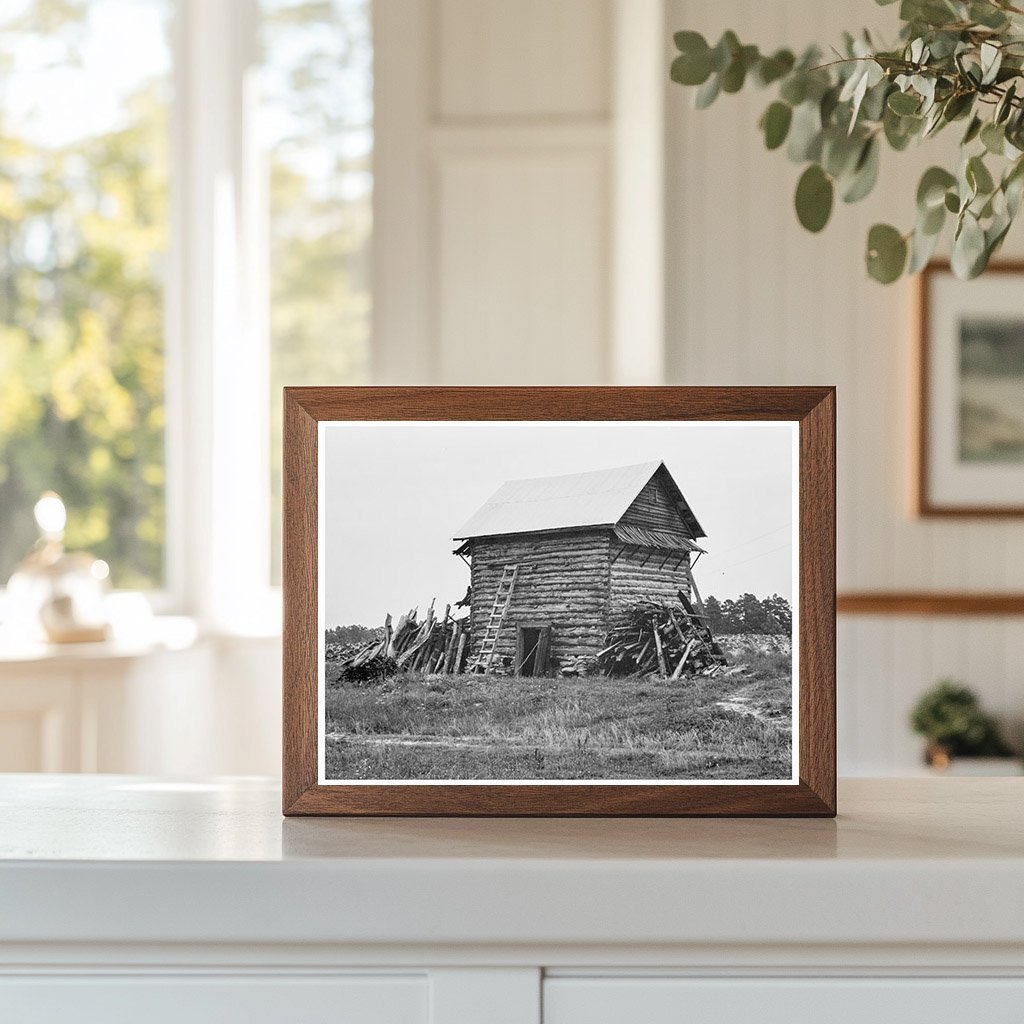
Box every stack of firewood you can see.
[596,592,729,679]
[330,600,470,682]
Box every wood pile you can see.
[328,600,470,681]
[596,591,730,679]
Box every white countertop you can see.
[1,775,1022,952]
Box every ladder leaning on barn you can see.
[470,564,519,673]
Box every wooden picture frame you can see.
[916,260,1024,517]
[283,387,836,817]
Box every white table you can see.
[1,775,1022,1023]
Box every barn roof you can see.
[453,460,706,541]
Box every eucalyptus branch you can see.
[670,0,1024,283]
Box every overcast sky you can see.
[323,421,796,627]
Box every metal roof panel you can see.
[454,461,669,539]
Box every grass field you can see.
[323,652,792,781]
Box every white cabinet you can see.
[1,975,428,1024]
[544,977,1024,1024]
[1,777,1022,1023]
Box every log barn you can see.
[453,461,707,675]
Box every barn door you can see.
[534,626,551,675]
[515,625,552,676]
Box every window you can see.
[262,0,372,581]
[0,0,172,589]
[0,0,373,617]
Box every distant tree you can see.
[761,594,793,634]
[702,594,792,635]
[325,624,381,646]
[738,593,769,632]
[703,594,724,633]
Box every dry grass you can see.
[323,651,792,781]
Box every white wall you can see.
[665,0,1024,772]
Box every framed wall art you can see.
[917,261,1024,517]
[282,387,836,816]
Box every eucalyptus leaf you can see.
[795,164,834,232]
[970,2,1009,29]
[967,154,995,195]
[942,91,974,122]
[694,73,721,109]
[866,223,908,283]
[671,52,711,87]
[908,221,942,273]
[861,79,892,122]
[888,90,921,115]
[787,101,823,162]
[962,115,983,145]
[1004,158,1024,216]
[779,73,807,106]
[884,106,922,150]
[721,44,759,92]
[822,128,863,178]
[922,103,945,137]
[917,166,957,210]
[996,82,1017,124]
[921,200,946,235]
[980,41,1002,86]
[842,137,880,203]
[760,101,793,150]
[754,49,795,87]
[710,31,740,73]
[951,211,987,278]
[981,121,1006,155]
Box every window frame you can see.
[165,0,279,633]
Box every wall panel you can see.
[436,148,608,384]
[438,0,610,120]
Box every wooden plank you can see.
[653,627,668,677]
[454,629,468,674]
[671,638,697,680]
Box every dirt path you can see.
[327,732,660,759]
[326,731,518,752]
[715,683,786,723]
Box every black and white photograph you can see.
[319,420,798,784]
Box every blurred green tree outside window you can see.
[263,0,372,583]
[0,0,172,589]
[0,0,371,594]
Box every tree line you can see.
[702,594,792,635]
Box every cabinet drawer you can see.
[544,977,1024,1024]
[0,974,427,1024]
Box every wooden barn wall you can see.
[610,546,692,618]
[619,475,690,535]
[667,0,1024,775]
[469,531,610,670]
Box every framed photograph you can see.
[917,261,1024,516]
[283,387,835,816]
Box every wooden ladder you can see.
[472,564,519,672]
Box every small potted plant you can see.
[910,680,1019,773]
